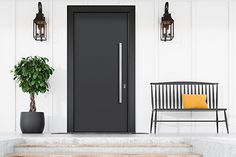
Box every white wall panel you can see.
[120,0,135,5]
[192,0,229,133]
[87,0,119,4]
[69,0,87,5]
[229,0,236,132]
[193,0,228,99]
[135,0,156,133]
[0,0,15,132]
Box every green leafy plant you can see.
[12,56,54,112]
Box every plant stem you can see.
[29,93,36,112]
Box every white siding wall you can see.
[0,0,235,134]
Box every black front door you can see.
[67,6,135,132]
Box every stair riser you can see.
[15,147,192,154]
[22,138,186,145]
[6,153,202,157]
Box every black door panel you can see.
[67,6,135,133]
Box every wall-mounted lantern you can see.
[160,2,174,41]
[33,2,47,41]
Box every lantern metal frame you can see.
[160,2,174,41]
[33,2,47,41]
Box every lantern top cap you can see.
[162,2,173,22]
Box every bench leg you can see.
[154,110,158,134]
[150,111,154,133]
[216,110,219,134]
[224,110,229,134]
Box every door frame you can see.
[67,6,135,133]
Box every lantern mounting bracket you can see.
[164,2,169,14]
[38,2,42,13]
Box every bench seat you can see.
[154,108,227,111]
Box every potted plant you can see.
[12,56,54,133]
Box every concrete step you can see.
[6,153,203,157]
[13,143,193,154]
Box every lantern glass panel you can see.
[33,20,47,41]
[160,21,174,41]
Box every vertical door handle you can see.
[119,42,123,104]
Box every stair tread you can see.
[15,143,192,148]
[6,153,202,157]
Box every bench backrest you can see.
[150,82,219,109]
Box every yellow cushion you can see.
[182,94,208,109]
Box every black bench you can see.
[150,82,229,134]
